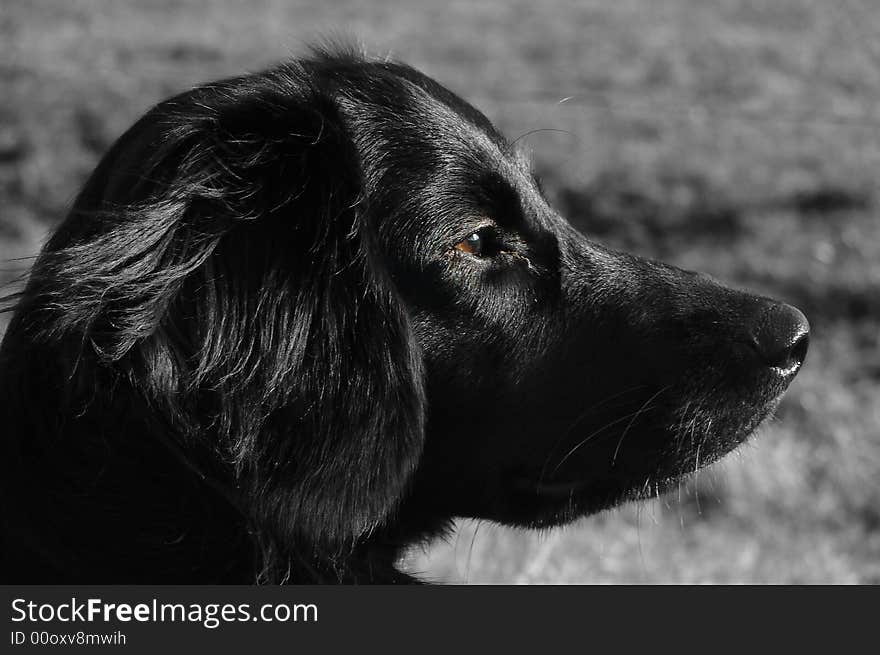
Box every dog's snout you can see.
[748,302,810,374]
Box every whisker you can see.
[537,384,648,483]
[611,386,671,466]
[551,386,669,476]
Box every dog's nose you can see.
[748,302,810,373]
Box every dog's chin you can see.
[503,391,784,530]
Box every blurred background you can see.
[1,0,878,583]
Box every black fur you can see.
[0,47,808,583]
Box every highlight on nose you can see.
[750,302,810,374]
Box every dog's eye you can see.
[454,226,504,258]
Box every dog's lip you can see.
[533,480,587,496]
[516,477,588,497]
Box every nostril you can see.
[751,302,810,373]
[787,331,809,369]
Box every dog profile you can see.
[0,47,809,583]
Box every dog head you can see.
[4,48,808,578]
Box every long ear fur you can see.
[11,62,426,576]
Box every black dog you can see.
[0,47,808,583]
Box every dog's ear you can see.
[21,65,426,556]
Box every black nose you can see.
[750,302,810,373]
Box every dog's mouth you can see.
[508,381,788,522]
[526,478,589,497]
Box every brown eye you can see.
[454,226,503,258]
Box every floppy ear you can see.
[19,65,426,557]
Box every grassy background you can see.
[1,0,878,583]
